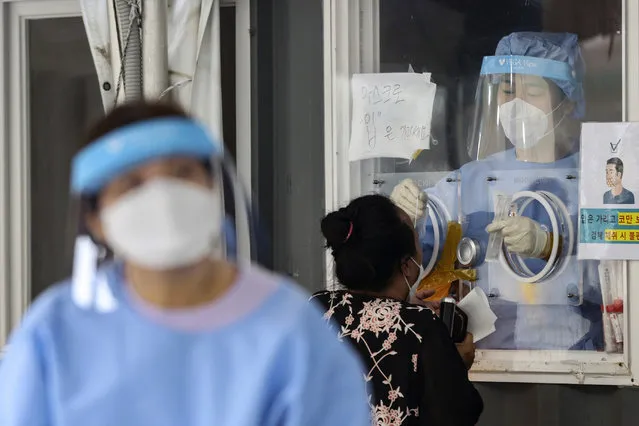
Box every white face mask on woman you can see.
[404,257,427,301]
[498,98,565,150]
[100,177,222,270]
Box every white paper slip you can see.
[349,72,436,161]
[458,287,498,343]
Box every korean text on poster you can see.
[579,122,639,259]
[348,73,436,162]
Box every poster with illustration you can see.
[579,122,639,259]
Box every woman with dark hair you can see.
[312,194,483,426]
[0,101,371,426]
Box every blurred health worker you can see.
[0,101,371,426]
[391,32,604,351]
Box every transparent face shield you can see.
[468,56,578,163]
[68,117,257,312]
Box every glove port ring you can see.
[421,195,451,276]
[498,190,574,283]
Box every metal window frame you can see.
[234,0,252,260]
[235,0,251,196]
[215,0,253,259]
[0,0,81,348]
[323,0,639,386]
[0,0,253,347]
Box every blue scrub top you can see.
[0,263,371,426]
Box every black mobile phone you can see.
[439,297,468,344]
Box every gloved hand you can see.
[485,216,549,258]
[390,178,428,223]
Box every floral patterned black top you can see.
[311,291,483,426]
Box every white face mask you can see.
[100,178,222,270]
[404,257,427,301]
[498,98,564,150]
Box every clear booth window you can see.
[356,0,623,353]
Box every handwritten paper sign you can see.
[349,72,436,162]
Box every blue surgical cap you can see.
[495,32,585,118]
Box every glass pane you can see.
[28,17,103,300]
[355,0,623,353]
[374,0,622,180]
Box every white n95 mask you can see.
[100,178,222,270]
[498,98,563,150]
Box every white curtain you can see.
[79,0,223,142]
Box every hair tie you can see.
[344,221,354,242]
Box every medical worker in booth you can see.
[391,32,604,351]
[0,101,371,426]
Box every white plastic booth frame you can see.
[323,0,639,386]
[0,0,252,350]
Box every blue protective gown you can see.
[422,149,604,350]
[0,262,371,426]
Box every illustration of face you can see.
[606,164,621,187]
